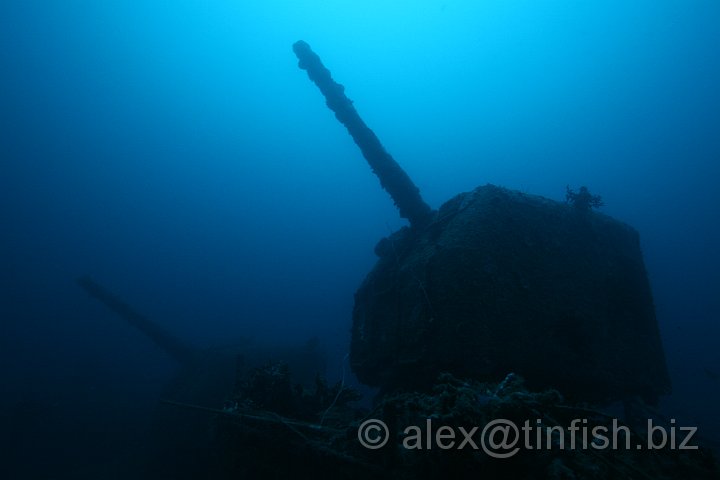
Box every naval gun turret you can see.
[293,41,670,403]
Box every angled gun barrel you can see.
[77,276,195,364]
[293,40,435,229]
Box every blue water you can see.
[1,1,718,477]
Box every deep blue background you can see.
[1,1,718,476]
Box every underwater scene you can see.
[1,1,719,479]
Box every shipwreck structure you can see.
[67,43,705,479]
[293,41,670,403]
[76,276,326,406]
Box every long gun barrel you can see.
[77,276,195,364]
[293,40,435,228]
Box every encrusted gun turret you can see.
[293,41,670,403]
